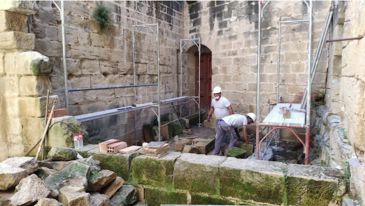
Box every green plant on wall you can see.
[93,2,111,31]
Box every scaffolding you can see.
[255,0,313,164]
[53,0,204,141]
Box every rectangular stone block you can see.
[219,158,287,205]
[190,193,237,205]
[144,186,189,206]
[0,31,34,51]
[0,11,28,32]
[92,153,134,181]
[286,164,343,206]
[130,152,181,187]
[173,153,226,195]
[20,117,44,152]
[19,76,50,96]
[5,51,51,75]
[18,95,58,117]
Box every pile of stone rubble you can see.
[0,147,139,206]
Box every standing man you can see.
[213,113,256,155]
[207,86,233,123]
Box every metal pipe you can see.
[255,0,262,160]
[157,23,161,141]
[179,40,183,96]
[132,29,137,102]
[68,84,158,92]
[198,38,201,126]
[326,35,363,42]
[60,0,68,110]
[276,17,282,103]
[305,0,312,165]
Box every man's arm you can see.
[227,105,234,115]
[242,126,249,143]
[207,106,214,122]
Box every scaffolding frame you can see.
[179,38,202,126]
[255,0,313,164]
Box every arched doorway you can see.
[186,45,212,111]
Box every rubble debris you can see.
[47,147,78,161]
[142,141,169,157]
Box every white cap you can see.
[213,86,222,94]
[246,113,256,122]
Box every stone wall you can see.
[79,151,345,206]
[31,1,184,115]
[0,1,55,160]
[323,1,365,204]
[184,1,330,115]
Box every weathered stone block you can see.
[102,176,124,198]
[45,162,90,196]
[0,10,28,32]
[173,153,226,194]
[47,147,78,161]
[19,76,50,96]
[90,193,110,206]
[91,153,133,181]
[59,186,90,206]
[110,184,138,206]
[88,169,117,192]
[219,158,286,205]
[130,152,181,187]
[18,95,58,117]
[5,51,51,75]
[48,116,81,148]
[0,0,35,15]
[0,31,35,51]
[10,174,50,206]
[1,156,38,174]
[0,163,27,190]
[144,186,189,206]
[286,164,343,206]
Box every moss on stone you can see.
[219,166,285,205]
[92,153,130,181]
[130,153,179,187]
[226,147,247,158]
[144,186,188,206]
[286,177,338,206]
[190,193,236,205]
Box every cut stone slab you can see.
[173,153,226,195]
[35,198,62,206]
[10,174,50,206]
[91,153,136,180]
[47,147,78,161]
[59,186,90,206]
[102,176,125,198]
[88,169,117,192]
[1,156,38,174]
[110,184,138,206]
[119,146,141,154]
[144,185,189,206]
[192,138,215,154]
[0,31,34,51]
[219,158,287,205]
[0,163,27,190]
[286,164,343,206]
[45,161,90,197]
[90,193,110,206]
[131,152,181,187]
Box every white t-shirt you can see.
[211,96,231,119]
[222,114,248,127]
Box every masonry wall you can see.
[32,1,184,115]
[184,1,330,116]
[323,1,365,204]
